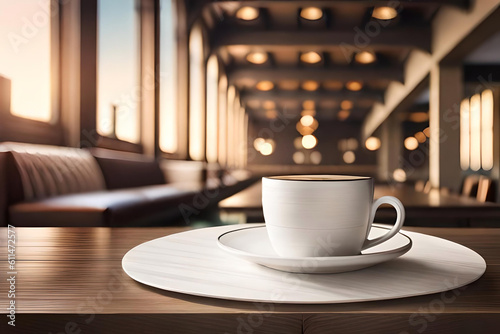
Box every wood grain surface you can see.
[1,226,499,333]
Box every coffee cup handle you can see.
[361,196,405,251]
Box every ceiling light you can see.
[265,110,278,119]
[302,135,317,149]
[300,51,322,64]
[310,151,322,165]
[302,100,315,110]
[346,81,363,91]
[262,100,276,109]
[300,115,315,127]
[355,51,376,64]
[343,151,356,164]
[260,142,273,155]
[393,168,407,182]
[414,132,426,143]
[236,7,259,21]
[296,122,315,136]
[256,81,274,91]
[423,127,430,137]
[365,137,381,151]
[253,138,265,151]
[300,7,323,21]
[372,6,398,20]
[246,52,268,64]
[293,151,305,164]
[294,137,303,150]
[404,137,419,151]
[409,112,429,123]
[340,100,353,110]
[302,80,319,91]
[301,109,316,117]
[337,110,350,121]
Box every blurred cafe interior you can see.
[1,0,500,229]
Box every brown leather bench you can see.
[0,143,255,227]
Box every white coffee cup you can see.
[262,175,405,257]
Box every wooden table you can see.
[1,226,499,333]
[219,182,500,222]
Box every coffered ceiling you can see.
[192,0,469,122]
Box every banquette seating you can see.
[0,142,255,227]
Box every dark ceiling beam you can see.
[241,89,384,103]
[210,0,469,9]
[212,27,431,51]
[463,65,500,83]
[228,66,403,83]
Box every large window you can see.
[188,23,205,161]
[159,0,178,153]
[218,75,228,165]
[97,0,140,143]
[460,89,494,171]
[206,55,219,163]
[0,0,55,122]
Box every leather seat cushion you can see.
[9,185,196,227]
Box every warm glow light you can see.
[301,109,316,117]
[302,135,317,149]
[343,151,356,164]
[301,80,319,91]
[365,137,381,151]
[481,90,494,170]
[260,142,273,156]
[265,110,278,119]
[300,7,323,20]
[404,137,419,151]
[337,110,350,121]
[293,151,305,164]
[414,132,426,143]
[310,151,322,165]
[294,137,303,149]
[340,100,353,110]
[206,55,219,163]
[263,100,276,109]
[236,7,259,20]
[300,115,314,127]
[346,81,363,91]
[278,80,300,90]
[460,99,470,171]
[189,24,206,160]
[1,0,52,122]
[296,120,318,136]
[323,80,344,91]
[423,127,430,137]
[303,100,315,110]
[372,6,398,20]
[300,51,322,64]
[256,80,274,91]
[254,137,265,151]
[393,168,407,182]
[409,112,429,123]
[226,86,236,166]
[470,94,481,171]
[246,52,268,64]
[355,51,376,64]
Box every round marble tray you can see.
[122,224,486,304]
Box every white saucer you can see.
[217,224,412,274]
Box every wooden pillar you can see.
[429,64,463,192]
